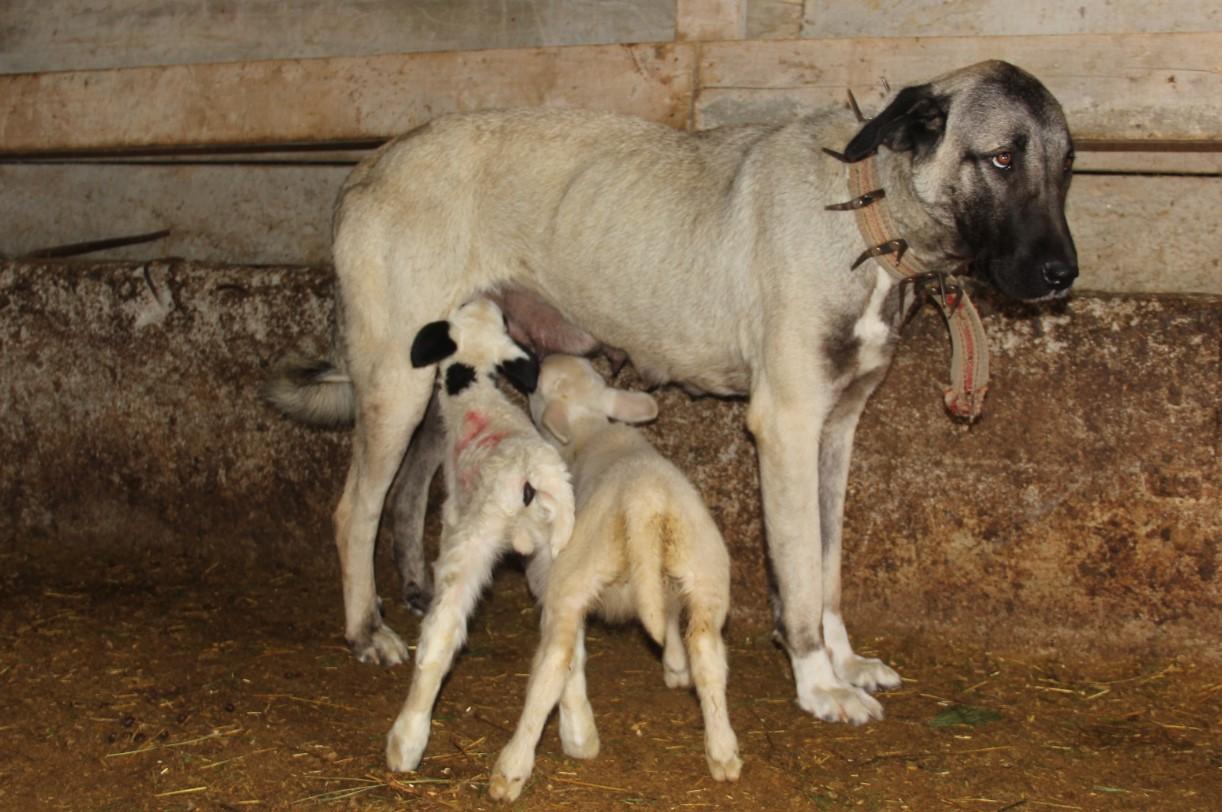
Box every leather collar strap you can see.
[829,153,991,421]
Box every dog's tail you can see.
[263,346,355,428]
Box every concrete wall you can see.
[2,259,1216,657]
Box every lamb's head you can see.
[529,355,657,445]
[410,298,539,396]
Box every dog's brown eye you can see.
[1063,153,1075,173]
[991,152,1013,170]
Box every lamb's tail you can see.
[623,494,682,645]
[263,345,355,428]
[528,455,575,559]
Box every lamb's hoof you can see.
[708,751,743,782]
[835,655,902,693]
[490,747,533,802]
[798,684,883,725]
[349,624,409,666]
[664,663,692,689]
[561,728,600,760]
[385,717,429,772]
[488,770,527,802]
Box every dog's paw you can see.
[489,747,534,802]
[798,684,884,725]
[706,735,742,782]
[402,583,433,617]
[385,714,430,772]
[664,662,692,689]
[350,624,410,666]
[835,655,901,693]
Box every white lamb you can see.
[489,354,741,802]
[385,298,575,772]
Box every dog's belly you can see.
[492,285,751,397]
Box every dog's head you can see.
[410,298,540,395]
[843,60,1077,302]
[529,355,657,445]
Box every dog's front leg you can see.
[747,379,883,724]
[818,374,902,693]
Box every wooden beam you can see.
[0,43,696,155]
[0,33,1217,155]
[676,0,746,41]
[696,33,1221,143]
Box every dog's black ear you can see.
[497,350,540,395]
[410,321,456,368]
[843,84,946,162]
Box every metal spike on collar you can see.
[822,146,854,163]
[826,188,886,211]
[846,88,867,123]
[823,90,871,164]
[851,238,907,271]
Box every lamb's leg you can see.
[557,627,599,759]
[386,525,504,771]
[490,587,599,802]
[662,601,691,688]
[685,601,742,782]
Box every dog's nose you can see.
[1042,260,1078,291]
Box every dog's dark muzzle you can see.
[1042,259,1078,292]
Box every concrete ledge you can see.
[1,260,1216,658]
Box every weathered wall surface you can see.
[0,0,677,74]
[1,260,1216,658]
[4,164,1216,296]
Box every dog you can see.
[380,298,575,772]
[267,59,1077,724]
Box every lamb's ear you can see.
[410,321,456,368]
[497,347,540,394]
[843,84,945,162]
[602,389,658,424]
[540,400,573,445]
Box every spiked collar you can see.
[824,148,991,422]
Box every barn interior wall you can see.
[0,2,1217,656]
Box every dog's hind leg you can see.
[818,371,902,693]
[747,370,882,725]
[389,390,444,615]
[334,360,431,666]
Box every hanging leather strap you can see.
[828,154,991,421]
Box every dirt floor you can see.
[1,541,1217,812]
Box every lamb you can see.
[385,298,575,772]
[489,354,741,802]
